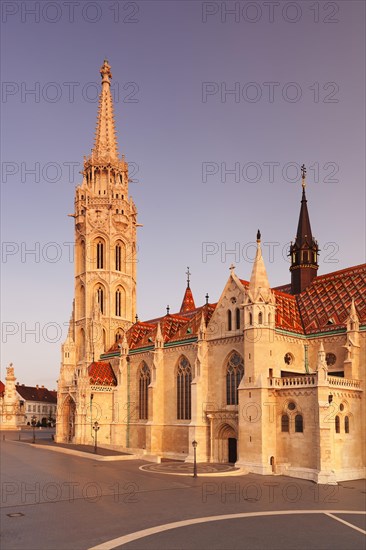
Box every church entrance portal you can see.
[228,437,237,463]
[216,423,238,463]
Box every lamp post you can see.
[192,440,198,478]
[31,415,37,444]
[93,421,100,454]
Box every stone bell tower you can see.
[69,60,138,367]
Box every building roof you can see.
[88,361,117,386]
[15,385,57,404]
[103,264,365,355]
[0,380,5,396]
[296,264,366,334]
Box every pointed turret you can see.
[180,267,196,313]
[347,298,359,332]
[248,230,271,298]
[155,322,164,348]
[93,59,119,160]
[289,165,319,294]
[244,230,275,329]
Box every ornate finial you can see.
[166,305,170,315]
[186,267,191,288]
[135,314,139,323]
[229,263,235,273]
[205,293,209,305]
[100,59,112,85]
[256,229,261,242]
[301,164,306,188]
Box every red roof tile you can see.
[297,264,366,334]
[88,361,117,386]
[180,286,196,313]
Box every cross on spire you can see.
[301,164,307,188]
[186,267,191,288]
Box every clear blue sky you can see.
[1,1,365,388]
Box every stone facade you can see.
[56,61,365,483]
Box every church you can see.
[55,60,365,484]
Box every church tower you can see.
[71,60,137,366]
[289,165,319,294]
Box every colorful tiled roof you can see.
[244,265,366,334]
[104,264,365,354]
[274,290,304,333]
[15,385,57,403]
[88,361,117,386]
[296,264,366,334]
[0,380,5,396]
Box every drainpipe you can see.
[304,344,309,374]
[126,356,130,448]
[90,393,94,441]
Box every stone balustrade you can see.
[269,375,317,388]
[269,374,362,390]
[327,376,362,389]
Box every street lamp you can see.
[31,415,37,444]
[192,440,198,478]
[93,421,100,454]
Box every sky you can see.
[1,0,365,388]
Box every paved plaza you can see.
[1,430,365,550]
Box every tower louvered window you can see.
[115,289,121,317]
[115,244,122,271]
[97,241,104,269]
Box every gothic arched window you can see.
[96,240,104,269]
[249,312,253,326]
[115,289,121,317]
[345,416,349,434]
[235,308,240,330]
[295,414,303,433]
[258,312,263,324]
[115,243,122,271]
[227,310,232,331]
[281,414,289,432]
[139,363,151,420]
[335,415,340,433]
[177,357,192,420]
[226,352,244,405]
[97,286,104,314]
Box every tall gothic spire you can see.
[289,165,319,294]
[92,59,119,160]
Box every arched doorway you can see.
[217,423,238,463]
[61,396,76,442]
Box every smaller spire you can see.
[249,230,271,294]
[180,269,196,313]
[155,322,164,348]
[198,311,207,341]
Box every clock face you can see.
[326,353,336,366]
